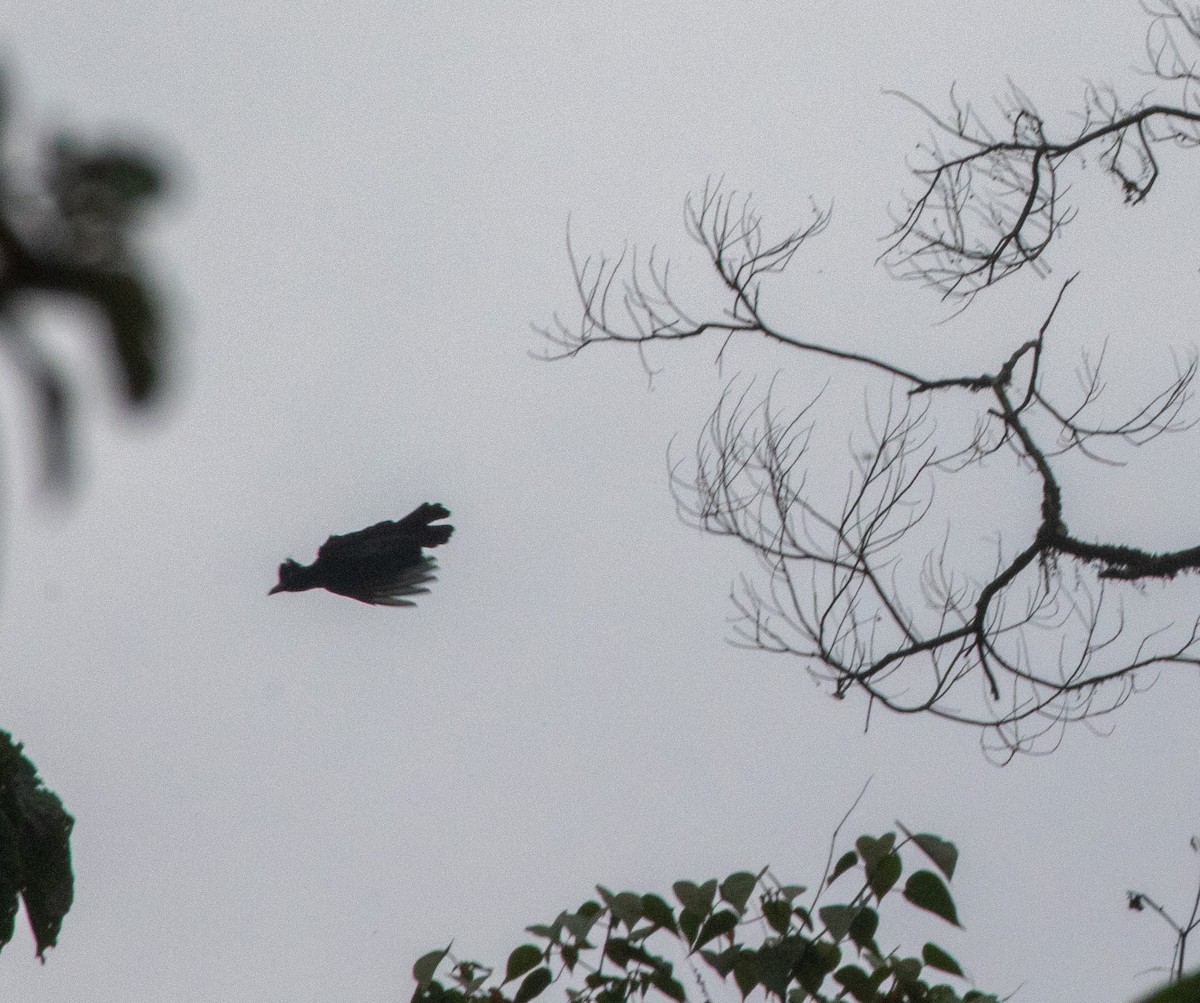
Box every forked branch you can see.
[880,3,1200,304]
[538,6,1200,755]
[541,176,1200,756]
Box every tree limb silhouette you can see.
[541,70,1200,754]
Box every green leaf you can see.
[829,851,858,885]
[648,969,687,1002]
[904,871,960,927]
[757,936,808,998]
[818,905,859,941]
[732,950,759,997]
[910,834,958,881]
[701,945,738,977]
[601,975,635,1003]
[854,834,896,869]
[720,872,759,914]
[922,942,963,977]
[794,940,841,995]
[673,879,717,915]
[847,907,879,951]
[694,909,739,950]
[834,964,877,1002]
[762,897,792,934]
[504,944,544,984]
[865,852,902,901]
[608,891,644,930]
[891,957,923,984]
[412,946,451,989]
[528,910,566,943]
[609,937,664,971]
[85,271,163,405]
[606,937,635,968]
[673,880,700,910]
[641,894,678,934]
[563,904,603,941]
[678,907,701,947]
[513,966,553,1003]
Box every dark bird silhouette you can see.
[269,502,453,606]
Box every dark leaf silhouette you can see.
[0,732,74,960]
[271,502,454,606]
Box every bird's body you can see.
[270,502,453,606]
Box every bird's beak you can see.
[268,584,284,595]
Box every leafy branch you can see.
[412,827,995,1003]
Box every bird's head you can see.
[269,558,304,595]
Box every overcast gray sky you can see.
[1,2,1198,1000]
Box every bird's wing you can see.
[354,557,439,606]
[316,504,453,563]
[317,521,421,565]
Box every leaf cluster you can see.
[412,829,995,1003]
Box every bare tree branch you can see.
[538,7,1200,756]
[877,4,1200,305]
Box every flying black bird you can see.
[269,502,453,606]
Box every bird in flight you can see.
[269,502,453,606]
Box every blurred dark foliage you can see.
[0,732,73,961]
[0,66,174,964]
[0,66,169,489]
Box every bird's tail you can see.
[398,501,454,548]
